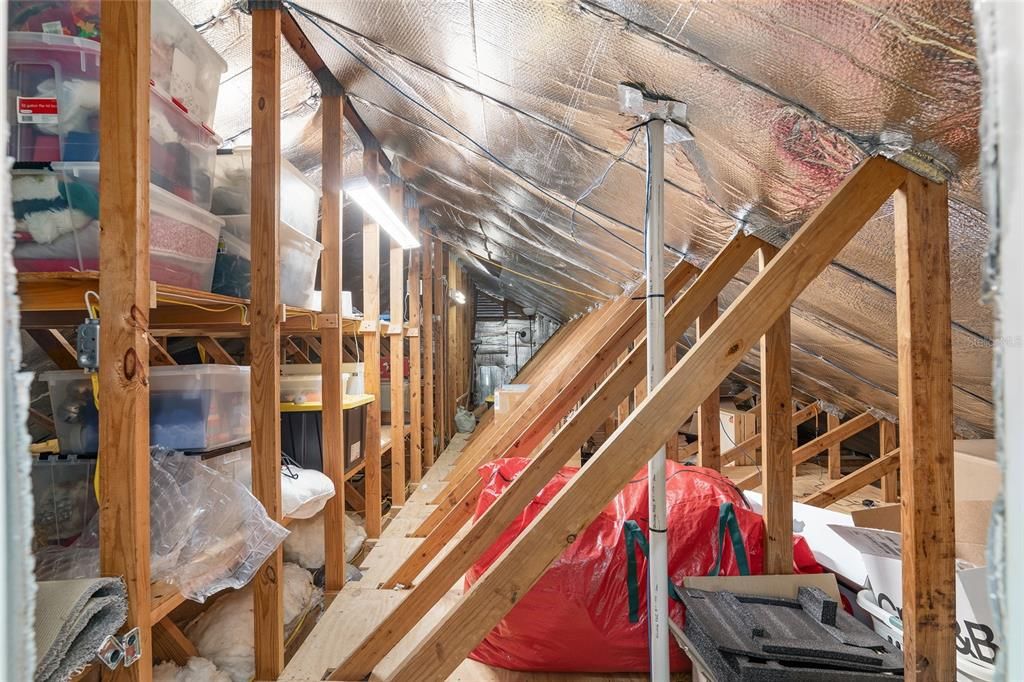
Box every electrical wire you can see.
[286,1,644,255]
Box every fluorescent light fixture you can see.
[344,176,420,249]
[450,289,466,305]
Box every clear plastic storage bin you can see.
[211,214,323,307]
[42,365,251,454]
[212,147,322,239]
[7,32,222,208]
[13,163,224,291]
[9,0,227,126]
[31,456,97,549]
[280,374,323,405]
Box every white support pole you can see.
[645,117,670,682]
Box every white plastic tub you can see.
[280,365,351,404]
[41,365,251,454]
[7,32,222,207]
[9,0,227,126]
[13,162,224,291]
[856,590,995,681]
[212,147,322,239]
[213,214,323,307]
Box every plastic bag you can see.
[455,406,476,433]
[466,458,820,673]
[35,449,289,602]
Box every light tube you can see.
[344,176,420,249]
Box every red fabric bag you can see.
[466,458,819,673]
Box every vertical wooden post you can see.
[894,174,955,681]
[827,413,842,479]
[696,298,720,470]
[99,2,152,677]
[422,233,436,466]
[388,183,407,507]
[759,244,793,575]
[250,5,284,677]
[432,239,445,452]
[665,343,680,459]
[408,202,423,483]
[362,150,383,538]
[320,85,346,592]
[880,419,898,502]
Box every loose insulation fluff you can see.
[283,511,366,569]
[185,563,317,682]
[153,657,232,682]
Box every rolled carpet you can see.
[35,578,128,682]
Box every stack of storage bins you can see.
[210,147,324,308]
[8,0,228,291]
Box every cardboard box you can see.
[829,499,998,668]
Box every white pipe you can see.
[645,118,670,681]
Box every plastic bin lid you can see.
[40,365,250,382]
[8,31,101,54]
[214,147,323,198]
[49,162,225,239]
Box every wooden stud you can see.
[27,329,78,369]
[388,183,407,507]
[880,419,899,502]
[406,203,423,485]
[250,6,284,677]
[759,244,793,575]
[736,411,879,490]
[720,403,819,466]
[894,174,955,681]
[196,337,236,364]
[151,618,197,666]
[98,2,153,677]
[827,413,843,479]
[321,87,347,592]
[344,482,365,513]
[697,297,721,470]
[422,234,436,466]
[330,232,759,680]
[666,343,680,459]
[804,447,900,508]
[148,336,176,366]
[375,156,906,682]
[362,150,384,538]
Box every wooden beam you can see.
[196,336,236,364]
[250,6,284,678]
[697,297,720,470]
[388,183,407,507]
[804,448,901,508]
[736,411,879,490]
[321,88,347,592]
[362,150,384,538]
[381,478,485,589]
[408,205,423,483]
[148,336,176,366]
[758,244,793,575]
[374,156,906,682]
[894,173,955,680]
[827,413,842,479]
[422,233,436,467]
[27,329,78,369]
[98,1,152,677]
[330,232,759,680]
[665,344,681,459]
[284,337,311,363]
[880,419,898,502]
[432,238,445,452]
[344,482,365,513]
[720,403,820,466]
[151,618,197,666]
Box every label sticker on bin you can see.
[17,97,59,124]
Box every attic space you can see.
[3,1,1022,681]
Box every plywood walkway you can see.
[282,433,687,681]
[722,461,884,514]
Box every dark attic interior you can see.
[3,1,1024,681]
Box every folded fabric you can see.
[35,577,128,682]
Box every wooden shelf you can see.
[17,272,362,336]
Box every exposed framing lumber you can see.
[432,239,445,450]
[697,297,720,470]
[330,232,760,680]
[408,202,423,483]
[422,233,436,466]
[27,329,78,369]
[827,413,842,479]
[374,157,906,682]
[804,448,901,508]
[196,336,236,365]
[388,183,407,507]
[736,411,879,490]
[758,244,793,574]
[321,87,347,592]
[894,173,955,680]
[344,482,365,513]
[880,419,898,502]
[361,150,384,538]
[152,618,197,666]
[250,6,285,676]
[148,336,176,366]
[720,402,820,466]
[98,2,153,676]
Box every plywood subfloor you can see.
[283,433,689,681]
[722,461,884,514]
